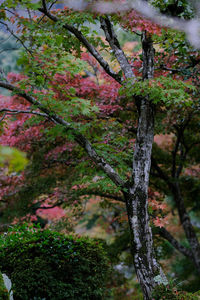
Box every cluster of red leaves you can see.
[120,10,162,35]
[149,190,169,228]
[35,187,67,221]
[50,53,122,118]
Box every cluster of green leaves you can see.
[0,225,110,300]
[0,0,41,10]
[120,76,195,106]
[154,29,199,80]
[150,0,195,19]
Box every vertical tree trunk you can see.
[172,182,200,273]
[124,32,167,299]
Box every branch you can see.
[0,81,125,189]
[151,156,174,190]
[100,16,135,80]
[158,227,193,259]
[74,189,125,203]
[35,201,64,211]
[38,6,122,84]
[0,20,33,56]
[159,57,200,73]
[175,115,193,178]
[0,48,20,54]
[0,108,49,119]
[91,192,124,202]
[176,145,187,178]
[42,0,48,12]
[0,113,6,122]
[172,119,191,178]
[171,126,181,178]
[49,1,59,10]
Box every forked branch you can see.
[100,16,135,80]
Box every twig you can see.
[0,112,6,122]
[0,108,49,120]
[0,20,33,56]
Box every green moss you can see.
[152,284,200,300]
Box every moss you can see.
[0,273,9,300]
[152,284,200,300]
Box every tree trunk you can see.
[173,182,200,273]
[125,98,167,299]
[124,32,167,299]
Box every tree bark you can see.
[172,182,200,273]
[124,32,167,299]
[152,151,200,274]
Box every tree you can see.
[0,1,200,299]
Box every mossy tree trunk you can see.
[123,32,167,299]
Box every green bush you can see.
[0,225,110,300]
[0,272,9,300]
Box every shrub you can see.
[0,225,110,300]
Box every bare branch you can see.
[0,112,6,122]
[159,57,200,74]
[171,126,181,178]
[74,189,125,202]
[34,201,64,212]
[0,108,49,119]
[49,1,59,10]
[0,47,20,54]
[0,20,33,56]
[158,227,193,259]
[151,156,173,190]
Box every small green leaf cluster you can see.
[1,0,40,10]
[120,76,195,106]
[150,0,194,19]
[0,225,110,300]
